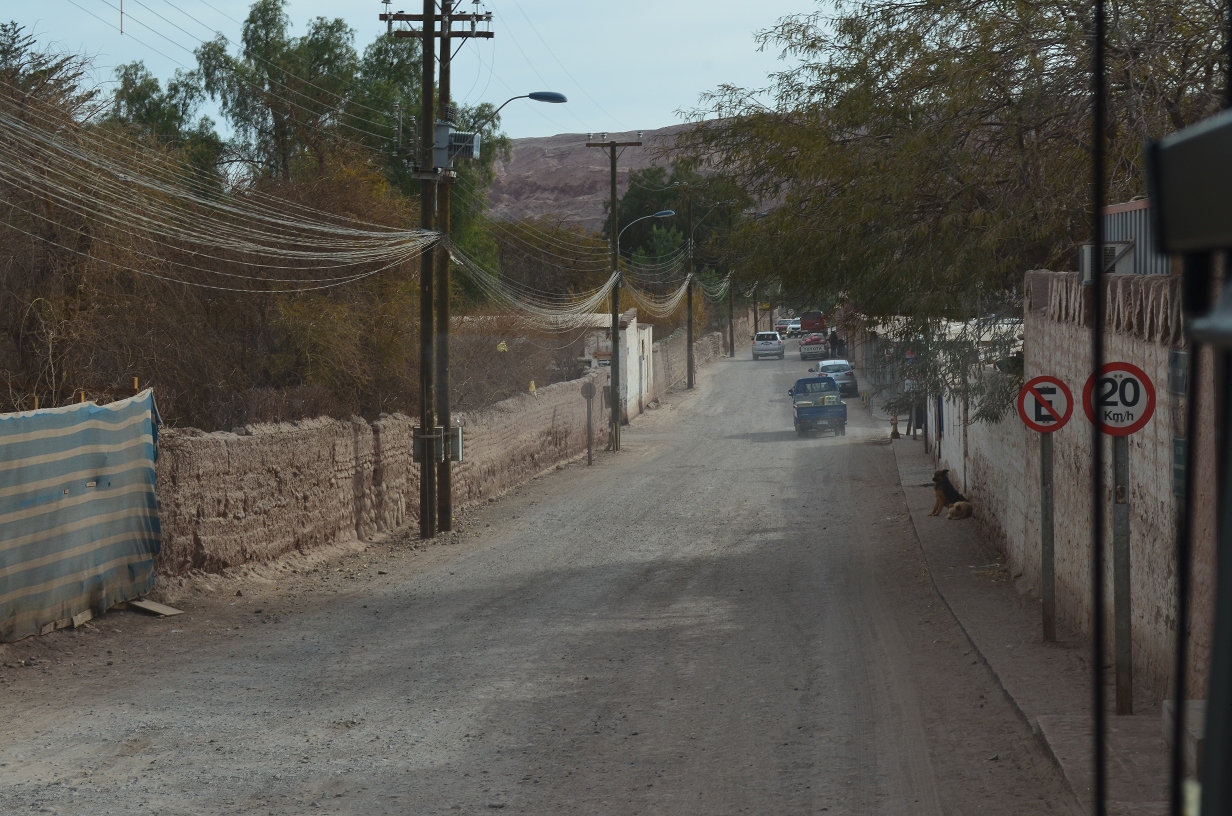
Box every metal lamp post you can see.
[609,209,675,451]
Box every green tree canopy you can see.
[674,0,1223,320]
[672,0,1224,417]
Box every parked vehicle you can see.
[809,359,859,396]
[799,333,827,360]
[788,376,847,436]
[752,331,785,360]
[799,310,826,333]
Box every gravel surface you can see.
[0,346,1084,815]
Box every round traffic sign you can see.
[1082,362,1155,436]
[580,381,597,400]
[1017,376,1073,433]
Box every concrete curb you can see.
[889,439,1043,739]
[890,438,1170,816]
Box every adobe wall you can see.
[153,321,749,578]
[652,308,748,398]
[155,369,611,575]
[934,271,1214,698]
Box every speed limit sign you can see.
[1083,362,1156,435]
[1017,376,1073,433]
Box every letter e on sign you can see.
[1017,376,1073,433]
[1082,362,1155,436]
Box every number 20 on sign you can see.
[1082,362,1156,436]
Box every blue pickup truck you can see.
[788,376,847,436]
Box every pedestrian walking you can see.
[828,329,839,358]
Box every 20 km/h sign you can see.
[1083,362,1156,436]
[1017,376,1074,433]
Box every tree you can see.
[672,0,1225,418]
[107,62,225,189]
[196,0,366,179]
[630,224,684,268]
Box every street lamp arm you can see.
[615,210,675,270]
[469,91,568,134]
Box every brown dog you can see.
[928,469,967,517]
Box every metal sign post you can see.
[1083,362,1157,715]
[1018,375,1074,642]
[580,380,596,466]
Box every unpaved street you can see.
[1,348,1083,815]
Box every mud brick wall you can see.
[154,370,610,575]
[451,374,610,507]
[653,329,728,397]
[155,417,377,573]
[935,270,1213,698]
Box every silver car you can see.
[752,331,785,360]
[811,359,858,395]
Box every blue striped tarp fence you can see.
[1,390,162,641]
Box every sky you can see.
[9,0,813,139]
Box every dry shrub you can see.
[0,41,597,429]
[448,315,589,412]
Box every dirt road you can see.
[0,346,1083,815]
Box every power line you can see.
[503,0,626,130]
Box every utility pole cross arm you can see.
[395,30,493,38]
[381,12,489,21]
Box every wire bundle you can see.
[697,274,732,303]
[0,88,438,292]
[622,275,691,320]
[447,240,618,332]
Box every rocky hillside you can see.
[488,124,690,234]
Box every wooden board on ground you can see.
[128,599,184,617]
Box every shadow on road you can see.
[724,430,800,444]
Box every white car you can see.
[810,359,859,395]
[752,331,785,360]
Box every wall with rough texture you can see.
[652,329,729,396]
[155,418,377,573]
[932,271,1214,698]
[155,370,610,575]
[154,322,749,578]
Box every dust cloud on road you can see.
[1,346,1083,815]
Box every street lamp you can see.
[616,209,675,263]
[470,91,568,133]
[430,88,567,539]
[609,209,674,452]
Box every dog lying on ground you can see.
[928,469,971,519]
[946,500,973,520]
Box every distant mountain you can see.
[487,124,691,234]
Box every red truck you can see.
[799,310,827,333]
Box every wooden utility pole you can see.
[381,4,492,537]
[586,136,641,452]
[417,0,437,539]
[435,0,454,532]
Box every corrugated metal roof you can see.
[1101,199,1172,276]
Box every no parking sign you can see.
[1082,362,1156,436]
[1017,376,1073,433]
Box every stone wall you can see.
[931,271,1215,698]
[154,311,752,578]
[652,309,749,397]
[155,370,611,574]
